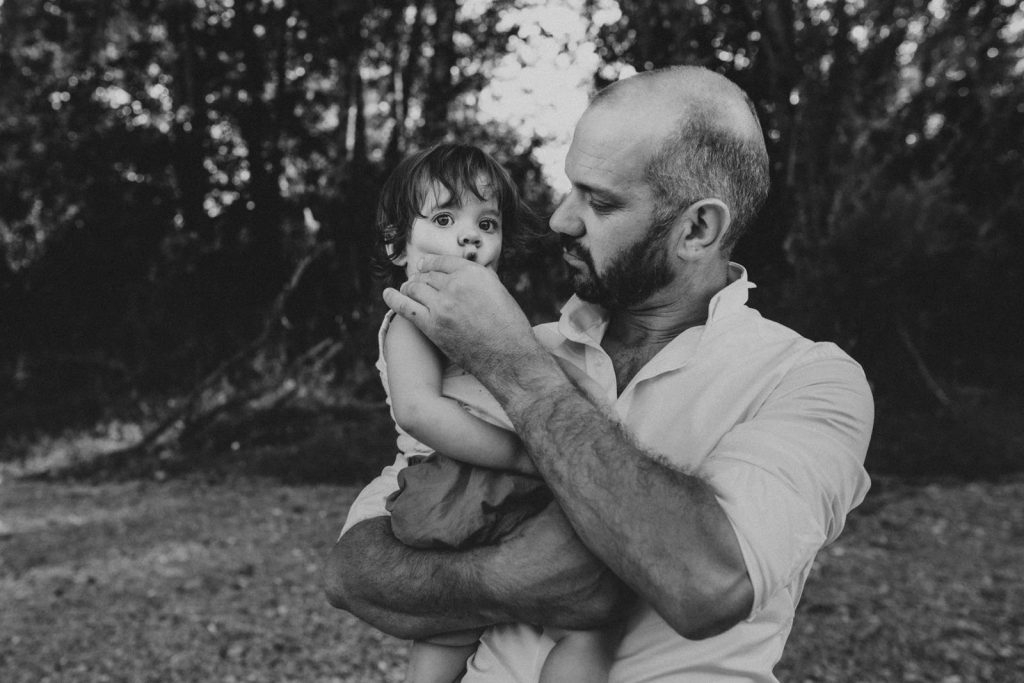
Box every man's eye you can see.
[433,214,453,227]
[588,197,615,214]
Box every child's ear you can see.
[385,242,407,266]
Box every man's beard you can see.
[562,220,675,309]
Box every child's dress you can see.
[377,310,552,549]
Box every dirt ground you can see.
[1,474,1022,682]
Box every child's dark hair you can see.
[374,143,538,287]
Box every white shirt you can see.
[341,263,873,682]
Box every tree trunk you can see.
[235,0,284,284]
[166,0,213,242]
[420,0,456,143]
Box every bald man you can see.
[325,66,873,682]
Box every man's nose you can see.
[549,192,584,237]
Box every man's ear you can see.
[673,199,731,260]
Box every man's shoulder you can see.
[727,307,863,371]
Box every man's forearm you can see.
[323,517,501,640]
[483,347,753,639]
[324,505,629,637]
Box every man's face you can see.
[550,106,675,308]
[560,219,674,308]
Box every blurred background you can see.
[3,0,1022,481]
[1,2,1023,681]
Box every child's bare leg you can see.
[539,627,620,683]
[406,640,477,683]
[405,629,482,683]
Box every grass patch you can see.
[1,474,1022,681]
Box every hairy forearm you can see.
[480,346,753,638]
[325,507,629,636]
[323,517,501,639]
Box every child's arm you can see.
[385,314,535,474]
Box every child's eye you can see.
[433,213,454,227]
[479,219,500,232]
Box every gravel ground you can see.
[2,474,1022,682]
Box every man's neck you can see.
[599,262,730,392]
[603,261,729,349]
[605,302,706,349]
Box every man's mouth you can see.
[562,249,584,267]
[561,240,587,267]
[560,236,584,260]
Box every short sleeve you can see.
[338,453,409,539]
[700,347,873,615]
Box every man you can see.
[324,66,873,681]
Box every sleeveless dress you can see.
[377,311,552,549]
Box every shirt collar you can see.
[707,262,755,323]
[557,262,755,343]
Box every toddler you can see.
[373,143,617,683]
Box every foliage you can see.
[0,0,556,424]
[2,1,1022,478]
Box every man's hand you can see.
[382,255,539,381]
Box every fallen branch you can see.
[895,316,957,414]
[177,339,344,450]
[47,242,336,479]
[136,242,335,450]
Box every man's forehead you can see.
[564,109,654,190]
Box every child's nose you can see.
[457,229,482,247]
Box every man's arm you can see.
[324,503,630,639]
[324,517,496,639]
[386,256,753,639]
[502,357,753,639]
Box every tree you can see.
[0,0,549,440]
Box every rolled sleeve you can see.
[338,453,408,539]
[700,349,873,614]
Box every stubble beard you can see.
[564,220,675,309]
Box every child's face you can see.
[396,179,503,277]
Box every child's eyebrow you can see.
[436,194,461,209]
[422,185,460,212]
